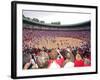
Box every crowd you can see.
[23,28,90,48]
[23,44,91,69]
[23,28,91,69]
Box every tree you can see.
[51,21,61,25]
[23,15,25,18]
[32,18,39,22]
[26,17,30,20]
[40,20,45,24]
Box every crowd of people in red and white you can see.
[23,28,91,69]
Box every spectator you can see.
[48,49,64,68]
[63,52,74,68]
[74,53,84,67]
[36,51,49,68]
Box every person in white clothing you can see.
[63,52,74,68]
[48,60,61,69]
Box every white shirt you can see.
[48,61,60,69]
[64,62,74,68]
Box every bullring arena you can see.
[23,18,91,69]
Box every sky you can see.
[23,10,91,25]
